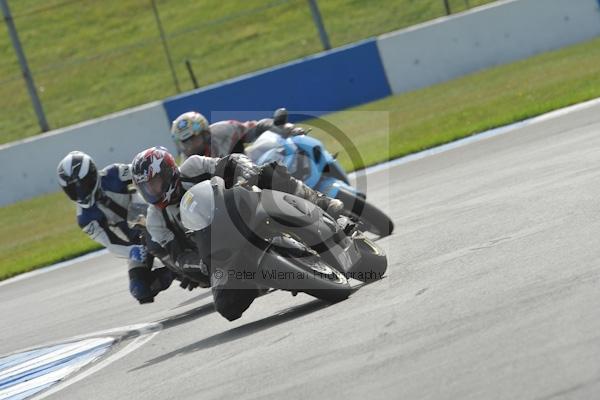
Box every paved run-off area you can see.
[1,102,600,399]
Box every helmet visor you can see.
[61,182,78,202]
[137,167,174,205]
[179,135,205,157]
[174,138,186,154]
[61,173,97,206]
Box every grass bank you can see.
[0,0,494,144]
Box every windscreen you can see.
[245,130,285,164]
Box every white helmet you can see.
[57,151,100,208]
[170,111,209,155]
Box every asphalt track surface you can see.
[2,102,600,399]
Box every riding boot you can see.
[292,178,344,218]
[260,161,345,218]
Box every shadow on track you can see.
[130,298,330,372]
[159,303,217,331]
[173,291,214,309]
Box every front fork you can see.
[316,176,361,199]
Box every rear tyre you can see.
[336,187,394,237]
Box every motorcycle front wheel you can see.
[259,236,352,303]
[350,234,388,283]
[335,187,394,237]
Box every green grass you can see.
[3,21,600,281]
[0,0,495,144]
[0,192,102,280]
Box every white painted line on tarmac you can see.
[0,323,162,400]
[33,330,161,400]
[0,311,166,398]
[3,96,600,287]
[0,337,115,399]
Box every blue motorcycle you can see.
[246,116,394,237]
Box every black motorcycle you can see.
[180,177,387,303]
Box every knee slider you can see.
[128,267,154,303]
[128,245,147,268]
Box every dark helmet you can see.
[57,151,100,208]
[131,146,181,208]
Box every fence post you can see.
[443,0,451,15]
[150,0,180,93]
[1,0,50,132]
[307,0,331,50]
[185,59,199,89]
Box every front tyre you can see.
[258,237,352,303]
[350,234,387,283]
[336,187,394,237]
[302,259,351,303]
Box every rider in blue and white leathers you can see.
[57,151,174,304]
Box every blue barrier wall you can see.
[163,39,391,123]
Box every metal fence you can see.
[0,0,496,143]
